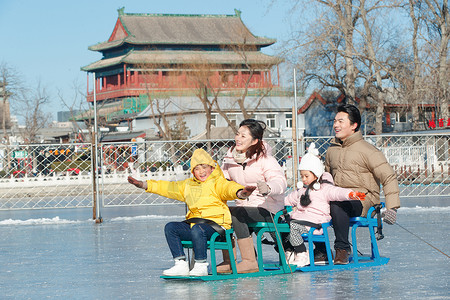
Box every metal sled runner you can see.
[161,204,389,281]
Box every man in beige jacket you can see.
[322,104,400,265]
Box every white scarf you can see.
[232,148,247,164]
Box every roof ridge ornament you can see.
[234,9,241,18]
[118,7,125,16]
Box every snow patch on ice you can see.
[110,215,184,222]
[0,216,88,226]
[398,206,450,213]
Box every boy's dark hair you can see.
[337,104,361,132]
[237,119,267,160]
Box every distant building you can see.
[298,90,450,135]
[81,8,296,140]
[57,111,81,123]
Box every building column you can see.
[277,65,280,86]
[123,64,127,87]
[158,70,163,87]
[238,71,242,88]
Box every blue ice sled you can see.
[161,204,389,281]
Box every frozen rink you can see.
[0,197,449,299]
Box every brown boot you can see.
[334,249,349,265]
[216,239,236,274]
[236,237,259,273]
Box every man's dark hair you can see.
[337,104,361,132]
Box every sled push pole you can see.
[248,209,294,273]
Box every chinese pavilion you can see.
[81,8,283,124]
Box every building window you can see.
[227,114,237,127]
[266,114,276,128]
[211,114,217,127]
[285,113,292,128]
[395,112,407,123]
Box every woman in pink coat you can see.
[284,143,365,267]
[219,119,287,274]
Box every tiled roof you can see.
[100,131,146,142]
[89,9,275,51]
[81,50,281,71]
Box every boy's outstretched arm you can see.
[237,186,256,199]
[128,176,148,190]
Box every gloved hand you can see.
[257,181,271,196]
[128,176,144,189]
[382,208,397,225]
[237,186,256,199]
[349,191,366,200]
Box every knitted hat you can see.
[299,143,324,189]
[190,148,216,173]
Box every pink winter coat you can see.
[221,143,287,214]
[284,172,355,230]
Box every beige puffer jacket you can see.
[324,131,400,216]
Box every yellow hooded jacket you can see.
[145,149,244,229]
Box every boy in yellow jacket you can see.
[128,148,255,277]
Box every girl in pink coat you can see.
[284,143,365,267]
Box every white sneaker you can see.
[292,251,310,267]
[285,250,295,264]
[189,262,209,276]
[163,259,189,276]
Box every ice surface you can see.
[0,198,449,299]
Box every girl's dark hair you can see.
[300,178,333,207]
[300,182,315,207]
[236,119,267,160]
[337,104,361,132]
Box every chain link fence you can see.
[0,133,448,210]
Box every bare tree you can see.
[284,0,365,104]
[422,0,449,126]
[405,0,424,130]
[0,62,22,141]
[285,0,421,133]
[184,59,220,140]
[146,94,173,140]
[135,62,174,140]
[16,80,51,143]
[185,46,278,138]
[57,79,92,142]
[170,114,190,140]
[227,43,276,120]
[358,0,404,134]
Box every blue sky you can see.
[0,0,294,121]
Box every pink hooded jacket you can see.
[284,172,355,228]
[221,142,287,214]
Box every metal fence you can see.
[0,133,448,211]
